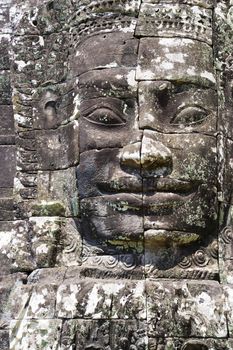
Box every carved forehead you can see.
[69,34,215,87]
[137,38,216,86]
[69,32,139,77]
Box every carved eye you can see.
[85,108,125,126]
[171,106,208,126]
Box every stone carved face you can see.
[75,32,218,254]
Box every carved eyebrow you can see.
[172,83,213,93]
[80,98,125,116]
[78,70,137,93]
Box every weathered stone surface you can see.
[0,72,11,105]
[138,81,217,134]
[37,168,79,217]
[69,32,139,77]
[10,284,57,320]
[27,267,66,285]
[222,138,233,204]
[1,0,233,348]
[0,35,10,70]
[60,319,147,349]
[33,85,75,129]
[224,284,233,337]
[56,278,146,320]
[81,254,144,280]
[148,338,233,350]
[55,218,82,267]
[0,198,14,221]
[0,221,34,273]
[147,280,227,338]
[136,37,215,86]
[10,319,62,350]
[145,240,219,280]
[136,3,213,44]
[11,33,69,88]
[219,206,233,283]
[0,330,9,350]
[36,121,79,170]
[142,0,213,7]
[0,1,11,34]
[10,0,74,35]
[0,105,14,141]
[29,217,61,268]
[0,146,15,188]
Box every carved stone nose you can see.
[119,142,141,169]
[141,133,172,171]
[120,133,172,172]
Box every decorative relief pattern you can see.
[136,3,213,44]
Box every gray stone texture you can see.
[0,0,233,349]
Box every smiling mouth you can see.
[98,177,199,212]
[98,176,199,194]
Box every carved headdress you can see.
[68,0,213,45]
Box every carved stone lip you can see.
[102,191,195,213]
[144,229,200,246]
[98,177,199,195]
[143,192,195,211]
[147,178,199,194]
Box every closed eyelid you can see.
[84,108,126,126]
[170,106,209,125]
[80,98,125,116]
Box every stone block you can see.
[56,278,146,320]
[0,145,15,188]
[146,280,227,338]
[29,217,61,268]
[0,221,34,273]
[0,330,9,350]
[0,35,10,70]
[138,80,217,134]
[0,198,14,221]
[10,319,62,350]
[0,72,11,104]
[145,240,219,280]
[60,319,147,349]
[70,32,139,76]
[136,38,215,87]
[27,267,66,285]
[148,337,233,350]
[8,220,35,272]
[36,121,79,170]
[55,218,82,267]
[10,284,57,320]
[80,254,144,280]
[0,106,14,144]
[37,168,79,217]
[136,3,212,44]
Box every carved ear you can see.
[44,100,57,117]
[40,91,59,129]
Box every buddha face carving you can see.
[75,33,218,253]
